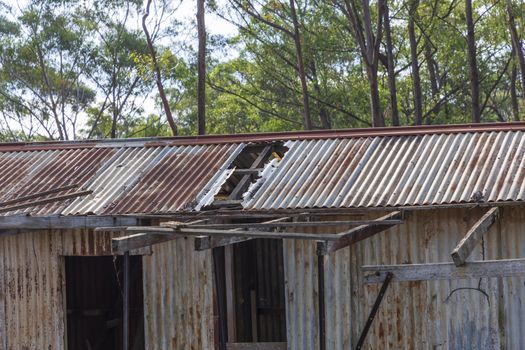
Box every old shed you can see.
[2,122,525,349]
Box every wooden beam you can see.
[0,215,140,230]
[0,184,79,207]
[181,228,338,240]
[226,343,287,350]
[112,232,184,254]
[232,168,263,175]
[451,207,499,266]
[0,190,92,214]
[189,219,403,230]
[363,258,525,283]
[228,145,272,200]
[317,211,403,255]
[194,217,291,250]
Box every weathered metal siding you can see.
[143,238,215,350]
[283,207,525,349]
[245,131,525,209]
[0,231,213,349]
[0,231,65,350]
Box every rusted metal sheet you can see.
[0,142,243,216]
[245,131,525,209]
[282,207,525,349]
[142,238,215,350]
[0,231,65,350]
[0,229,210,349]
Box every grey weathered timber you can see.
[363,258,525,283]
[232,168,264,175]
[0,215,140,230]
[228,145,273,200]
[181,228,338,240]
[451,207,499,266]
[112,233,184,254]
[226,343,287,350]
[0,183,79,207]
[317,211,403,255]
[194,217,291,250]
[0,190,93,214]
[188,219,403,230]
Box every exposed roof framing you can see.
[107,212,406,253]
[451,207,499,266]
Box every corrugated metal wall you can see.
[0,231,213,350]
[142,238,215,350]
[283,207,525,349]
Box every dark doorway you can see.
[220,239,287,344]
[65,256,145,350]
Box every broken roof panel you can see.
[243,130,525,209]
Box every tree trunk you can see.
[466,0,480,123]
[507,0,525,108]
[383,1,399,126]
[310,62,331,128]
[290,0,312,130]
[408,0,423,125]
[511,62,520,121]
[142,0,178,135]
[366,64,384,127]
[197,0,206,135]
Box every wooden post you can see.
[123,251,130,350]
[317,253,325,350]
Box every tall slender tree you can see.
[465,0,480,122]
[336,0,386,127]
[197,0,206,135]
[383,0,399,126]
[408,0,422,125]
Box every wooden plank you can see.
[228,145,273,200]
[225,245,236,342]
[112,233,184,254]
[0,215,140,230]
[189,219,403,230]
[0,183,79,207]
[181,228,339,240]
[317,211,403,255]
[226,343,287,350]
[451,207,499,266]
[0,190,93,214]
[194,217,291,250]
[233,168,264,175]
[363,258,525,283]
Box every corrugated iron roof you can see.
[3,122,525,215]
[0,142,244,216]
[243,130,525,209]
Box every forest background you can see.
[0,0,523,140]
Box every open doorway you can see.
[65,256,145,350]
[217,238,287,347]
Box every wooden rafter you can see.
[451,207,499,266]
[195,217,291,250]
[363,258,525,283]
[110,219,205,254]
[228,145,273,200]
[317,211,403,255]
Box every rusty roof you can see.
[2,122,525,215]
[243,129,525,209]
[0,143,244,216]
